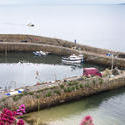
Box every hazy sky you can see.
[0,0,125,5]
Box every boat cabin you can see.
[83,68,102,77]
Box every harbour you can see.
[0,2,125,125]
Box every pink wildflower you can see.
[17,119,24,125]
[16,104,26,116]
[0,108,16,124]
[80,115,94,125]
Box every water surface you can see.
[0,5,125,51]
[0,52,103,89]
[0,4,125,125]
[25,88,125,125]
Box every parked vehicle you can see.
[62,54,84,64]
[83,68,102,77]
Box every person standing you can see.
[74,39,77,45]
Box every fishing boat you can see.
[33,51,48,56]
[62,54,84,64]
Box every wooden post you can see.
[5,43,7,56]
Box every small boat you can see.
[33,51,48,56]
[27,23,35,27]
[62,54,84,64]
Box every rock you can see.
[112,67,120,75]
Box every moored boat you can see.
[62,54,84,64]
[33,51,48,56]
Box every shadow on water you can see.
[0,52,62,64]
[0,52,105,69]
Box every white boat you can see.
[62,54,84,64]
[27,23,35,27]
[33,51,48,56]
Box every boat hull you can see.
[33,51,47,56]
[62,59,82,64]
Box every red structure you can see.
[83,68,102,77]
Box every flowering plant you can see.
[17,119,24,125]
[0,108,16,125]
[80,115,94,125]
[0,104,26,125]
[16,104,26,116]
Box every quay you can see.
[0,70,125,113]
[0,34,125,68]
[0,34,125,113]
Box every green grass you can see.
[60,84,64,89]
[71,86,75,91]
[67,81,72,85]
[54,90,61,95]
[67,87,72,92]
[93,79,96,85]
[80,84,84,88]
[85,83,90,88]
[36,95,40,99]
[66,81,79,86]
[99,78,104,84]
[46,92,52,97]
[75,85,79,90]
[13,95,22,101]
[63,87,73,92]
[28,92,34,95]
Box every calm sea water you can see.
[0,4,125,51]
[25,88,125,125]
[0,4,125,125]
[0,52,103,89]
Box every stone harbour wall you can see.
[0,73,125,113]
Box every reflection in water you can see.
[0,53,124,125]
[3,52,122,125]
[25,88,125,125]
[0,52,62,64]
[0,52,104,90]
[0,4,125,125]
